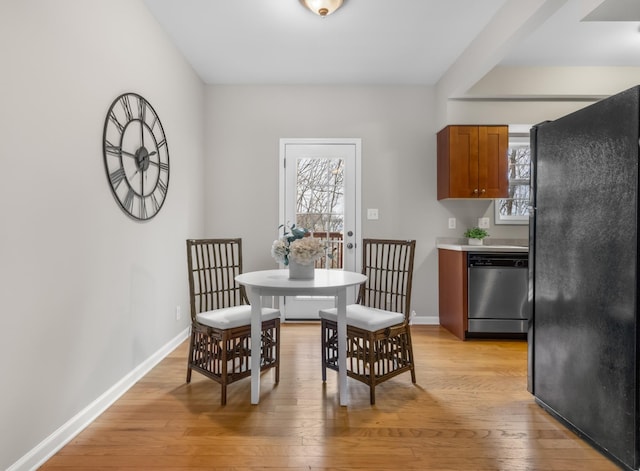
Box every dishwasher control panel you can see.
[468,252,528,268]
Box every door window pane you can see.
[295,157,344,268]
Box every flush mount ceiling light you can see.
[300,0,344,17]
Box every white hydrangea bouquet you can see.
[271,224,326,266]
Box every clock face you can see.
[102,93,169,221]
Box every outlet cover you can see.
[448,218,456,229]
[478,217,490,229]
[367,208,379,220]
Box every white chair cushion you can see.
[196,305,280,330]
[319,304,405,331]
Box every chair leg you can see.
[220,335,229,406]
[406,330,417,383]
[274,320,280,383]
[368,332,376,405]
[261,321,280,384]
[186,331,196,383]
[321,320,328,382]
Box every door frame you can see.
[278,138,362,318]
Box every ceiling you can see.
[144,0,640,89]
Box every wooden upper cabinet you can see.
[437,125,508,199]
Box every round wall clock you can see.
[102,92,170,221]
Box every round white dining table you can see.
[236,269,367,406]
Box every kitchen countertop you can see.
[436,237,529,253]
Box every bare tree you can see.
[293,158,345,268]
[295,158,344,232]
[498,146,530,217]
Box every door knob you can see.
[346,243,354,249]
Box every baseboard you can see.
[8,327,190,471]
[411,315,439,325]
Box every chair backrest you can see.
[357,239,416,321]
[186,238,246,322]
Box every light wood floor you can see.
[41,324,619,470]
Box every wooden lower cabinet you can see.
[438,249,467,340]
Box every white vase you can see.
[288,258,315,279]
[468,238,483,246]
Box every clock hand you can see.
[106,145,136,159]
[120,149,136,158]
[121,149,153,160]
[123,149,154,160]
[129,167,145,194]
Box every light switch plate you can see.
[367,208,379,220]
[448,218,456,229]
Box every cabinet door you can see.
[448,126,479,198]
[437,125,508,199]
[478,126,508,198]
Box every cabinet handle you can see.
[481,189,486,194]
[473,189,479,195]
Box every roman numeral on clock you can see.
[109,167,127,190]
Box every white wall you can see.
[0,1,205,469]
[203,85,517,323]
[449,65,640,125]
[467,66,640,100]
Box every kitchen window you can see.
[495,126,530,225]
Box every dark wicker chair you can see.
[186,238,280,405]
[320,239,416,404]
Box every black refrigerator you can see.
[529,85,640,470]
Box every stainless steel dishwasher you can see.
[467,252,528,334]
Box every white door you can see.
[279,138,361,320]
